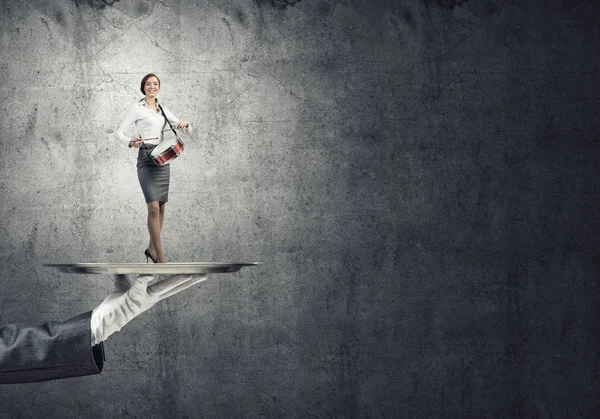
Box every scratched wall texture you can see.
[0,0,599,417]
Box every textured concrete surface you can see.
[0,0,599,417]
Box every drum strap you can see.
[158,104,179,137]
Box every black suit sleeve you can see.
[0,311,104,384]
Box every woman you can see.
[114,73,191,263]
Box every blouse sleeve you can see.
[162,106,193,135]
[113,104,138,146]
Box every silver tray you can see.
[45,262,260,275]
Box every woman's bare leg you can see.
[147,201,167,259]
[147,201,167,263]
[159,201,166,229]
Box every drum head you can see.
[151,137,178,156]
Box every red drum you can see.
[151,137,184,165]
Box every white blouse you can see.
[114,100,192,146]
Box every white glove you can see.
[90,273,208,345]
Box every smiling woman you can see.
[114,73,192,263]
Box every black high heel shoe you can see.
[144,249,158,264]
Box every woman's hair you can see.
[140,73,161,95]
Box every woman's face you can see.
[144,76,160,99]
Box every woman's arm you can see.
[113,104,140,147]
[162,106,193,134]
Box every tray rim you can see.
[44,262,261,275]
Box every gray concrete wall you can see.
[0,0,598,417]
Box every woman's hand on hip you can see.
[176,120,189,129]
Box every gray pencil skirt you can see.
[137,145,170,203]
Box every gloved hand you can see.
[90,273,208,345]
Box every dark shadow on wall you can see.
[74,0,121,8]
[255,0,302,9]
[426,0,470,9]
